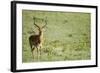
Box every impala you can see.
[29,17,47,60]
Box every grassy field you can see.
[22,10,91,63]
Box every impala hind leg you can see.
[31,47,35,59]
[29,41,35,59]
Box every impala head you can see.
[33,17,47,36]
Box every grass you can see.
[22,10,91,63]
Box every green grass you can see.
[22,10,91,63]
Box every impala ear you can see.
[28,30,35,34]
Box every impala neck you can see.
[38,28,43,37]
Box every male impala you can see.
[29,17,47,60]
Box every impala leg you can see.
[40,46,42,60]
[31,47,35,60]
[30,42,35,60]
[40,49,41,59]
[37,47,39,61]
[32,50,34,59]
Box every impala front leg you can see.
[37,47,39,61]
[39,44,42,60]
